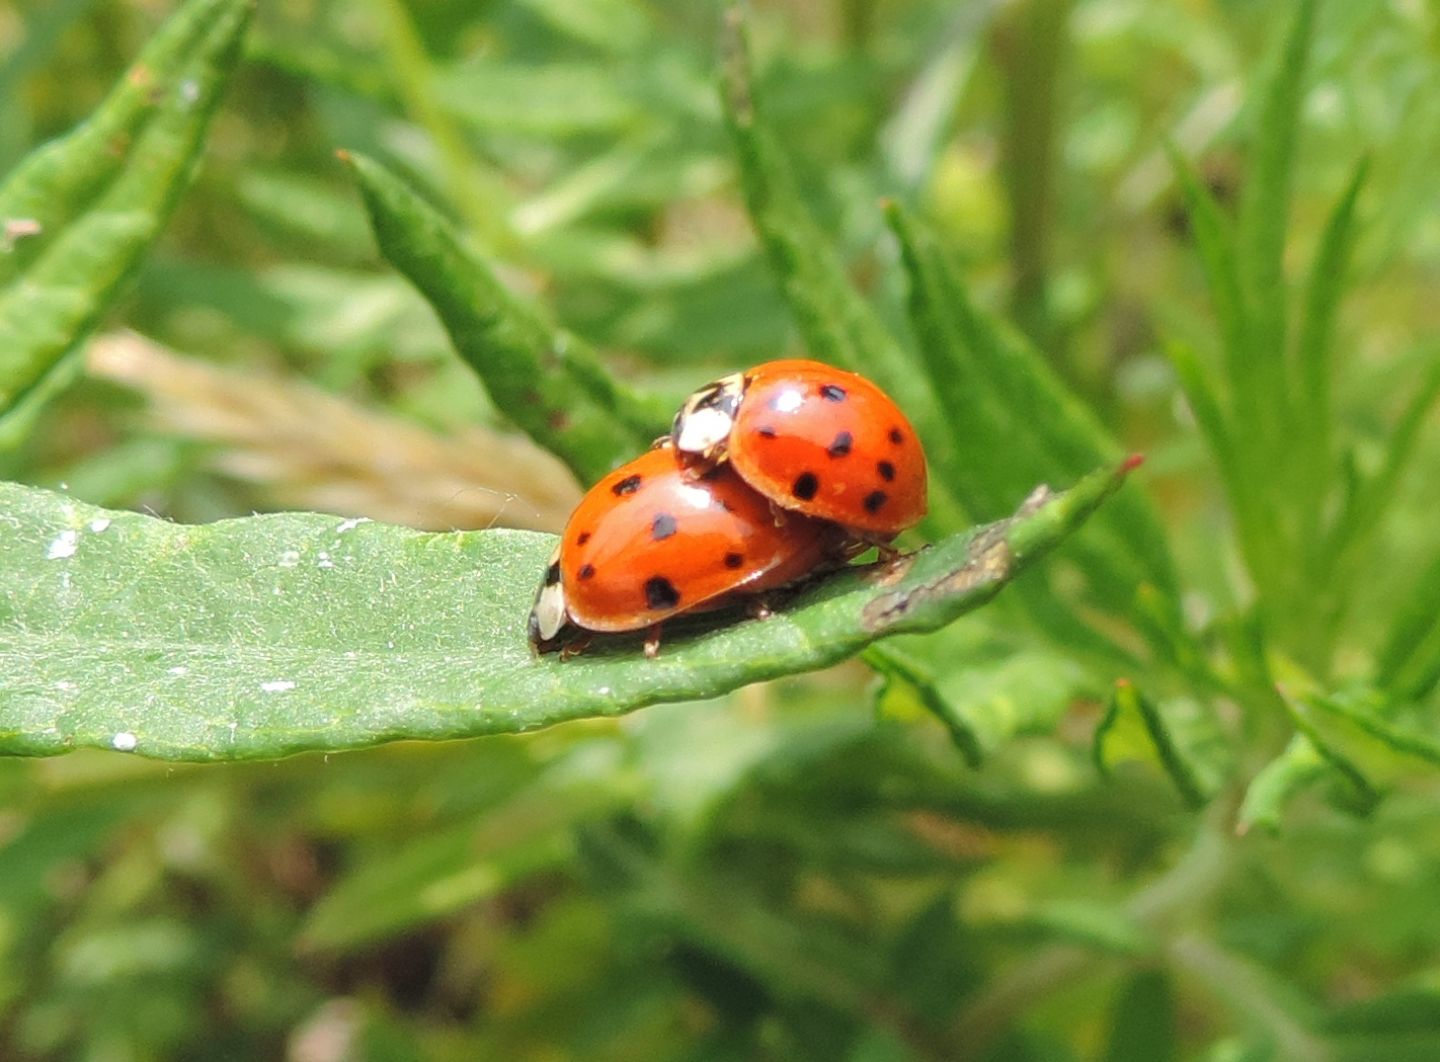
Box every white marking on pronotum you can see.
[46,529,79,560]
[112,732,138,752]
[673,406,733,454]
[260,680,296,693]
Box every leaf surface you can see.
[0,461,1133,761]
[0,0,251,428]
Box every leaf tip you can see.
[1121,453,1145,474]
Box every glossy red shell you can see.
[726,359,927,536]
[554,445,837,633]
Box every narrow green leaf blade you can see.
[344,152,657,484]
[717,7,963,522]
[1092,680,1211,808]
[867,641,1091,766]
[1300,692,1440,775]
[1376,549,1440,700]
[1235,0,1319,434]
[0,461,1135,762]
[1165,144,1246,401]
[1293,156,1369,550]
[884,201,1184,633]
[0,0,252,421]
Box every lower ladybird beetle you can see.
[671,358,927,539]
[529,442,847,658]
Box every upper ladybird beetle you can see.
[529,442,845,658]
[671,358,927,538]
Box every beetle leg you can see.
[559,632,593,661]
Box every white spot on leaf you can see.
[112,732,138,752]
[335,517,369,533]
[260,680,296,693]
[88,517,111,533]
[278,549,300,568]
[46,529,79,560]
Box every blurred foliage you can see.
[3,0,1440,1058]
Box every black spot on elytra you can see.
[576,531,591,545]
[792,472,819,501]
[820,383,847,402]
[827,430,853,458]
[651,513,678,541]
[544,561,560,585]
[863,490,889,513]
[757,425,777,439]
[578,564,596,580]
[612,474,642,496]
[888,427,905,445]
[877,460,895,482]
[644,576,681,610]
[724,552,745,569]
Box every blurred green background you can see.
[3,0,1440,1058]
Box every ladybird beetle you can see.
[672,358,927,538]
[529,443,844,658]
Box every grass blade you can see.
[0,0,252,427]
[345,151,658,484]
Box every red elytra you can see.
[528,443,843,656]
[671,358,927,537]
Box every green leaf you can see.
[867,640,1092,766]
[1165,143,1246,389]
[0,0,252,428]
[1376,549,1440,701]
[0,460,1135,762]
[1164,158,1286,602]
[883,202,1183,613]
[1092,680,1211,808]
[717,7,963,525]
[1237,735,1332,835]
[1293,156,1369,553]
[1271,692,1381,812]
[344,151,660,484]
[1298,692,1440,777]
[1235,0,1318,440]
[1321,359,1440,595]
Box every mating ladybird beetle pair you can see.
[528,359,927,658]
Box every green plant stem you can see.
[1168,934,1331,1060]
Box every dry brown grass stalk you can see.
[87,332,581,533]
